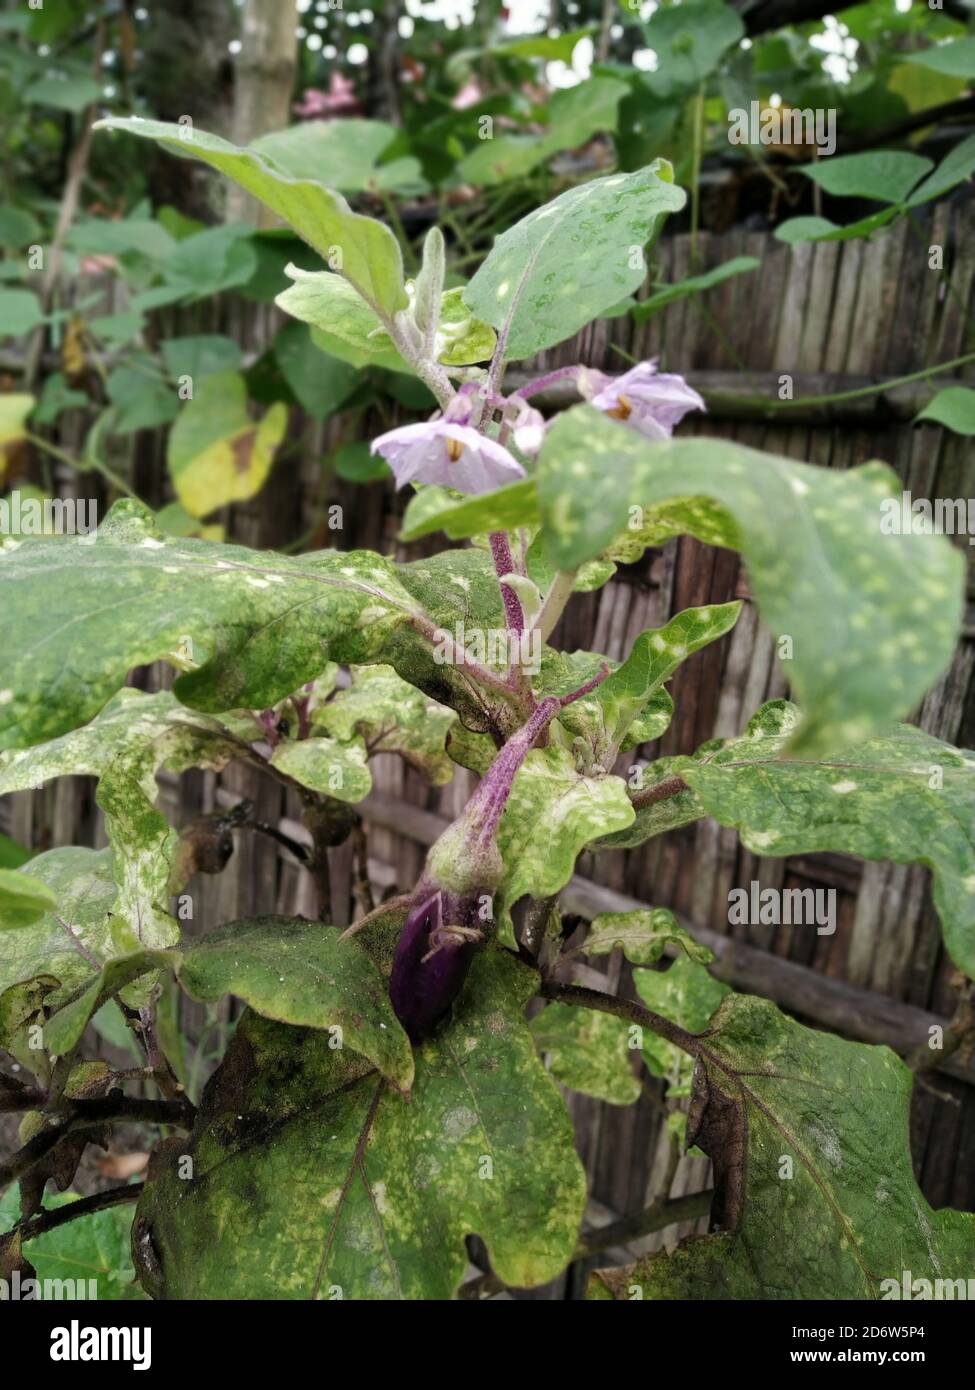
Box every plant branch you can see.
[536,569,579,643]
[12,1183,144,1245]
[629,774,689,811]
[540,981,703,1059]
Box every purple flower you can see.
[370,418,526,494]
[586,360,704,440]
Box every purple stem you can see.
[489,530,525,635]
[512,365,583,401]
[466,697,560,855]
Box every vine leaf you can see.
[531,1003,641,1106]
[133,950,586,1298]
[93,119,408,319]
[0,499,418,749]
[590,993,975,1299]
[463,164,685,361]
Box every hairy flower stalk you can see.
[390,672,608,1040]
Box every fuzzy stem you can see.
[512,365,583,401]
[629,774,689,811]
[536,568,579,642]
[489,531,525,635]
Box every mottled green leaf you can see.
[94,119,408,319]
[270,735,372,802]
[433,287,496,366]
[174,916,413,1091]
[594,602,741,754]
[592,994,975,1299]
[665,699,975,978]
[531,1002,641,1105]
[464,165,685,361]
[0,499,419,748]
[0,688,239,960]
[495,746,635,939]
[134,949,585,1298]
[583,908,713,967]
[43,950,167,1057]
[401,478,538,543]
[316,664,457,786]
[536,410,963,754]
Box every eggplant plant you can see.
[0,118,973,1302]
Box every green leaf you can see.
[160,334,243,382]
[167,370,287,518]
[0,832,31,870]
[93,119,408,319]
[0,869,57,930]
[133,950,585,1298]
[334,440,389,483]
[0,206,41,249]
[903,37,975,79]
[161,224,258,299]
[535,409,964,754]
[634,956,730,1096]
[798,149,932,204]
[456,77,628,186]
[495,745,635,939]
[531,1003,641,1105]
[915,385,975,435]
[315,664,457,785]
[0,1186,143,1300]
[583,908,713,967]
[0,392,36,479]
[0,848,117,1042]
[0,288,44,337]
[105,366,179,434]
[272,320,360,421]
[591,994,975,1299]
[401,478,539,543]
[270,735,372,802]
[640,1,745,98]
[27,74,100,113]
[276,263,408,366]
[252,118,426,196]
[174,916,414,1091]
[43,950,168,1057]
[464,165,685,361]
[662,699,975,979]
[774,207,901,245]
[33,372,88,426]
[0,503,419,748]
[906,133,975,207]
[433,287,496,366]
[0,690,239,983]
[632,256,761,320]
[593,602,741,753]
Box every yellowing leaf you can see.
[167,371,286,517]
